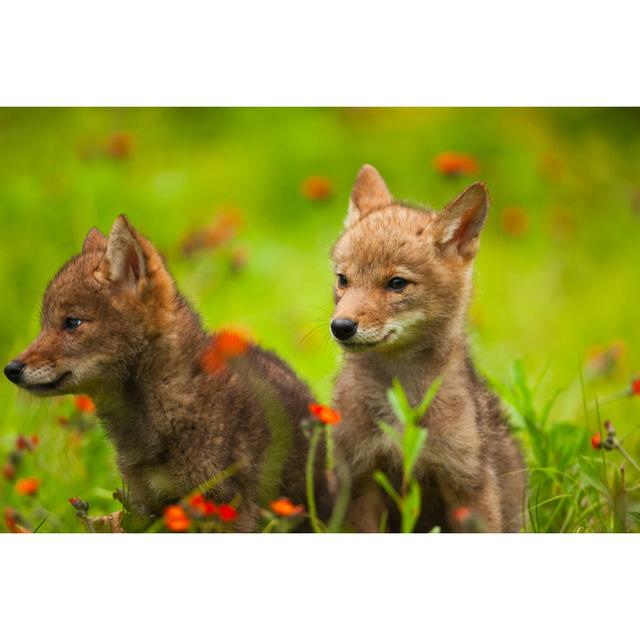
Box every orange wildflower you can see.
[4,507,29,534]
[105,131,136,159]
[631,378,640,396]
[16,435,29,451]
[591,433,602,450]
[15,477,39,496]
[202,330,250,373]
[270,497,304,518]
[188,493,218,517]
[163,505,191,532]
[500,207,530,238]
[433,152,479,177]
[451,506,472,522]
[74,395,96,414]
[30,434,39,448]
[218,504,238,523]
[301,176,333,201]
[309,403,341,426]
[181,209,244,255]
[2,463,16,481]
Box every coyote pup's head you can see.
[4,216,177,397]
[330,164,489,354]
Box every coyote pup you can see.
[330,165,525,532]
[5,216,318,531]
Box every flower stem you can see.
[614,440,640,474]
[306,426,323,533]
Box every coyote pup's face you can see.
[330,165,489,354]
[4,216,175,397]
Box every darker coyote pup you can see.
[330,165,525,532]
[4,216,322,531]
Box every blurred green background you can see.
[1,107,639,531]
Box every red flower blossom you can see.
[451,506,472,522]
[15,434,38,452]
[68,496,89,514]
[163,505,191,532]
[433,152,479,177]
[309,403,341,426]
[105,131,136,159]
[201,330,250,373]
[188,493,218,517]
[218,504,238,523]
[301,176,333,201]
[591,433,602,450]
[500,207,530,238]
[4,507,29,534]
[15,477,39,496]
[270,497,304,518]
[631,378,640,396]
[2,463,16,481]
[181,209,244,256]
[74,395,96,414]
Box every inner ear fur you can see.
[345,164,393,227]
[95,215,175,310]
[436,182,489,260]
[95,215,147,287]
[82,227,107,255]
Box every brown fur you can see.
[7,216,325,531]
[331,165,525,532]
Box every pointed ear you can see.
[345,164,393,227]
[82,227,107,254]
[95,215,146,287]
[435,182,489,260]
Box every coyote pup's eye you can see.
[387,277,409,291]
[337,273,348,287]
[63,317,83,332]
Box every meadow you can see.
[1,107,640,532]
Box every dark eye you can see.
[63,317,82,332]
[337,273,348,287]
[387,277,409,291]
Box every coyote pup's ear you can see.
[82,227,107,255]
[436,182,489,260]
[95,215,146,287]
[345,164,393,227]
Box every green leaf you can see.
[402,425,428,484]
[416,377,442,419]
[578,457,610,496]
[374,471,401,507]
[387,378,412,423]
[401,479,422,533]
[539,387,566,430]
[378,420,401,447]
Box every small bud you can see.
[68,496,90,515]
[2,462,16,481]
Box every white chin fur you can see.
[336,310,427,352]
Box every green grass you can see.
[1,107,640,532]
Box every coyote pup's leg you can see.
[346,476,387,533]
[438,469,503,532]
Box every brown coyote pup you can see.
[4,216,320,531]
[330,165,525,532]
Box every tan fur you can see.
[6,216,329,531]
[331,165,525,533]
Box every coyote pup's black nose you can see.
[4,360,25,384]
[331,318,358,341]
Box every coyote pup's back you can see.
[330,165,525,532]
